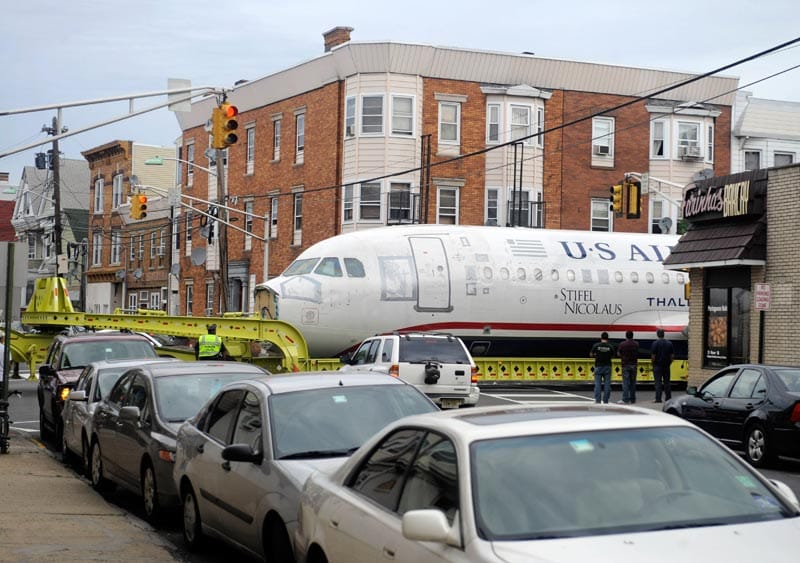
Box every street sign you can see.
[754,283,770,311]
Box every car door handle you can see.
[221,461,231,471]
[329,519,339,528]
[382,547,396,559]
[745,403,755,410]
[713,401,722,407]
[196,444,205,453]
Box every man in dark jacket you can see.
[590,332,614,404]
[650,328,674,403]
[616,330,639,404]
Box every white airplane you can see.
[257,225,688,359]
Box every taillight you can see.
[389,364,400,378]
[790,402,800,424]
[471,366,479,384]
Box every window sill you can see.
[270,158,280,164]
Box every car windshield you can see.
[269,385,436,459]
[399,338,470,363]
[62,340,158,369]
[155,372,259,422]
[471,426,795,541]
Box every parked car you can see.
[61,357,177,473]
[339,332,480,408]
[89,361,269,523]
[664,364,800,467]
[173,372,438,562]
[294,403,800,563]
[38,332,160,448]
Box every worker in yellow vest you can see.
[196,324,226,360]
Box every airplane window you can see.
[551,269,559,281]
[315,257,343,277]
[344,258,366,278]
[677,273,686,284]
[646,272,655,284]
[567,270,575,281]
[283,258,319,276]
[500,268,510,280]
[631,272,639,283]
[662,273,670,284]
[516,268,526,281]
[483,267,493,280]
[614,271,623,283]
[534,268,543,281]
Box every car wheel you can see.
[263,517,293,563]
[142,462,161,524]
[90,441,112,492]
[81,436,91,478]
[745,423,774,468]
[182,485,204,550]
[61,432,75,465]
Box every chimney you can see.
[323,26,353,52]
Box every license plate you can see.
[440,398,462,409]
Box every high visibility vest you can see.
[198,334,223,358]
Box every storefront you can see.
[663,168,774,384]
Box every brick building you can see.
[172,27,738,316]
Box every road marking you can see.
[484,389,593,404]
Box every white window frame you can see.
[592,117,614,157]
[487,104,501,143]
[677,121,701,158]
[150,292,160,310]
[150,231,157,259]
[510,104,533,145]
[774,151,794,167]
[390,95,414,137]
[158,229,166,257]
[138,234,145,260]
[93,177,104,214]
[130,235,136,261]
[186,211,193,242]
[388,182,413,223]
[244,200,254,251]
[28,237,36,259]
[343,184,354,222]
[205,281,214,315]
[111,231,122,265]
[744,150,761,170]
[112,174,123,209]
[270,197,278,239]
[185,282,193,316]
[438,102,461,145]
[128,293,137,311]
[360,94,384,136]
[186,143,195,187]
[292,190,303,246]
[139,291,149,309]
[706,124,714,163]
[245,126,255,174]
[359,182,382,222]
[92,232,102,266]
[486,188,499,225]
[591,198,612,232]
[437,186,459,225]
[272,118,281,161]
[536,107,545,148]
[651,119,668,158]
[345,96,356,138]
[43,234,51,259]
[295,112,305,164]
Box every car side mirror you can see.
[222,443,263,465]
[68,390,87,402]
[402,509,460,547]
[119,406,141,422]
[39,365,55,378]
[686,386,698,396]
[339,354,353,365]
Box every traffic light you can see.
[130,193,148,220]
[626,180,642,219]
[212,102,239,149]
[609,184,623,214]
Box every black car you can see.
[664,364,800,467]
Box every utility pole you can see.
[43,111,66,276]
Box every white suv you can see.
[340,333,480,408]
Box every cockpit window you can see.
[344,258,366,278]
[315,257,343,277]
[282,258,319,276]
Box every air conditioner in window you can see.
[679,145,703,159]
[593,144,610,156]
[156,247,164,257]
[346,124,355,137]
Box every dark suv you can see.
[38,332,159,448]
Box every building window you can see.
[360,182,382,221]
[205,281,214,316]
[388,183,413,223]
[112,174,123,209]
[176,146,183,186]
[270,197,278,239]
[185,283,193,316]
[592,117,614,157]
[510,105,532,144]
[128,293,137,311]
[150,292,160,310]
[273,118,281,161]
[139,291,149,309]
[651,200,665,233]
[246,126,255,174]
[508,190,532,227]
[43,234,52,260]
[345,96,356,138]
[486,189,499,225]
[130,235,136,261]
[439,102,460,144]
[186,211,193,242]
[244,200,253,251]
[295,113,305,164]
[92,232,102,266]
[186,144,195,186]
[744,150,761,171]
[293,192,303,246]
[487,104,500,143]
[437,187,458,224]
[111,231,121,265]
[343,185,354,222]
[706,124,714,162]
[677,121,701,157]
[28,237,36,259]
[651,120,667,158]
[361,95,384,135]
[536,107,544,148]
[391,95,413,136]
[150,232,157,259]
[138,234,144,260]
[158,229,166,258]
[705,268,751,368]
[93,177,104,214]
[591,198,612,232]
[774,152,794,167]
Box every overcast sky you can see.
[2,0,799,186]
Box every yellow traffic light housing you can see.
[626,180,641,219]
[212,102,239,149]
[609,184,623,214]
[130,193,148,220]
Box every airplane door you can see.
[409,237,452,312]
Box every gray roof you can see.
[733,97,800,141]
[20,159,90,213]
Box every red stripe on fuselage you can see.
[396,321,686,334]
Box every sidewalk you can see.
[0,429,183,562]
